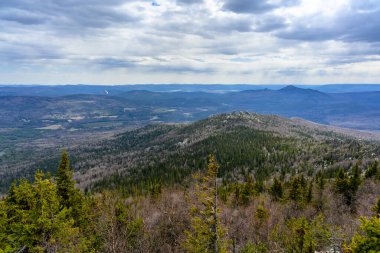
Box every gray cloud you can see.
[0,0,380,84]
[276,67,308,76]
[222,0,275,14]
[275,1,380,43]
[222,0,300,14]
[176,0,203,5]
[93,57,215,74]
[254,15,287,32]
[0,41,62,63]
[0,0,139,32]
[95,58,140,69]
[148,64,215,74]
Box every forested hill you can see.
[1,111,379,194]
[65,112,380,194]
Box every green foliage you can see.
[0,200,11,252]
[334,165,362,209]
[240,243,268,253]
[349,216,380,253]
[287,174,311,207]
[365,160,379,179]
[56,150,76,208]
[269,177,283,201]
[184,154,229,253]
[92,126,303,195]
[0,172,88,253]
[306,180,313,203]
[0,153,105,252]
[274,214,331,253]
[255,204,269,225]
[314,170,325,211]
[232,180,256,206]
[373,196,380,216]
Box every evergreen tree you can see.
[56,150,76,209]
[350,164,361,197]
[334,166,361,210]
[55,151,92,231]
[365,161,379,179]
[280,215,331,253]
[315,171,325,211]
[348,216,380,252]
[335,168,349,195]
[1,172,88,252]
[184,154,229,253]
[269,177,283,201]
[288,175,304,203]
[306,180,313,203]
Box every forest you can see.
[0,149,379,252]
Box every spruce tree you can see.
[55,151,90,230]
[334,165,362,211]
[2,172,88,252]
[56,150,76,209]
[184,154,229,253]
[349,216,380,252]
[288,176,303,203]
[269,177,283,201]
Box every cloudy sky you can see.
[0,0,379,84]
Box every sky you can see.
[0,0,380,85]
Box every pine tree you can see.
[184,154,229,253]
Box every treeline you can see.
[1,152,379,252]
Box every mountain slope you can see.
[63,112,380,193]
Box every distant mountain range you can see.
[1,85,380,135]
[2,84,380,96]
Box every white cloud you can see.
[0,0,379,84]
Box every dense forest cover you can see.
[0,113,380,252]
[0,150,379,252]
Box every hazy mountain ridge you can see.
[2,86,380,132]
[2,84,380,96]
